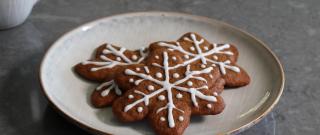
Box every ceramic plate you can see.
[40,12,284,135]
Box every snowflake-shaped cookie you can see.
[74,43,147,107]
[153,32,250,87]
[112,49,225,135]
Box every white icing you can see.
[131,55,138,61]
[207,104,212,108]
[201,64,206,68]
[158,95,165,101]
[213,55,218,60]
[157,34,240,75]
[176,93,183,99]
[128,95,134,99]
[213,92,218,96]
[123,52,217,128]
[209,74,213,78]
[172,56,177,61]
[173,73,180,78]
[114,85,122,95]
[178,116,184,121]
[204,46,209,51]
[187,81,193,86]
[147,85,155,91]
[144,66,150,73]
[129,78,134,83]
[134,79,143,86]
[216,60,240,74]
[82,44,147,71]
[136,67,141,71]
[190,46,195,51]
[155,55,159,59]
[116,57,122,61]
[137,107,143,112]
[160,117,166,121]
[156,72,163,78]
[183,37,192,42]
[96,80,122,96]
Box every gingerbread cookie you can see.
[113,47,226,135]
[153,32,250,87]
[74,43,147,107]
[75,43,147,82]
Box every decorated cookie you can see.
[113,48,226,135]
[74,43,147,107]
[75,43,147,82]
[152,32,250,87]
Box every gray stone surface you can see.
[0,0,319,134]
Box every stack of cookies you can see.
[74,32,250,135]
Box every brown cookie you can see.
[151,32,250,87]
[75,43,147,82]
[74,43,148,108]
[113,49,226,135]
[90,80,122,108]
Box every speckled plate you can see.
[40,12,284,135]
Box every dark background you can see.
[0,0,319,135]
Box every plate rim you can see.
[39,11,285,135]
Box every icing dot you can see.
[190,47,195,51]
[128,95,134,99]
[204,46,209,50]
[184,55,189,59]
[102,49,110,54]
[213,92,218,96]
[137,107,143,112]
[172,56,177,61]
[168,49,174,51]
[156,72,163,78]
[131,55,138,61]
[136,68,141,71]
[207,104,212,108]
[147,85,155,91]
[209,75,213,78]
[213,55,218,60]
[187,81,193,86]
[173,73,180,78]
[155,55,159,59]
[176,93,183,99]
[178,116,184,121]
[158,95,165,101]
[129,78,134,83]
[116,57,121,61]
[160,117,166,121]
[201,64,206,68]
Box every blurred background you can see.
[0,0,319,135]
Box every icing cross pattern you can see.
[158,33,240,75]
[124,51,218,128]
[82,44,147,71]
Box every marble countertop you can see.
[0,0,319,134]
